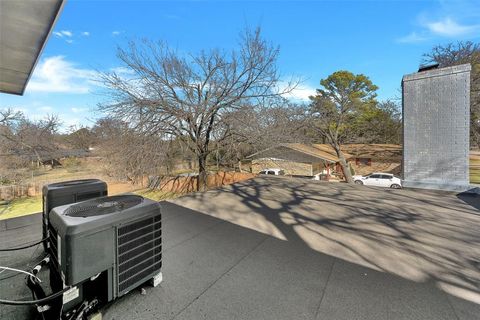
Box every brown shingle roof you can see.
[284,143,348,162]
[248,144,402,163]
[248,143,349,163]
[339,144,402,160]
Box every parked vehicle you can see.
[259,168,285,176]
[353,173,402,189]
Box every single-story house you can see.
[342,144,402,176]
[247,143,349,179]
[247,143,402,179]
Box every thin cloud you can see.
[38,106,53,112]
[112,31,122,36]
[65,39,74,44]
[71,107,88,114]
[27,56,98,94]
[81,31,90,36]
[61,30,73,37]
[110,66,135,75]
[58,115,82,132]
[396,32,430,44]
[281,82,316,102]
[426,17,478,37]
[53,30,73,38]
[399,13,480,44]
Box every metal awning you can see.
[0,0,65,95]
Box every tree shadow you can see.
[177,176,480,305]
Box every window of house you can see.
[356,158,371,166]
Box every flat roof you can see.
[2,178,480,319]
[0,0,65,95]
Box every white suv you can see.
[353,173,402,189]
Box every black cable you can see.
[0,286,72,305]
[0,237,49,251]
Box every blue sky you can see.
[1,0,479,131]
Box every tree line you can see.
[1,27,478,189]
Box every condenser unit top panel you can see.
[64,195,143,217]
[43,179,107,194]
[50,194,161,236]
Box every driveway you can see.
[1,176,479,319]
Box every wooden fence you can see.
[1,171,257,201]
[148,171,256,193]
[0,183,42,200]
[0,175,109,201]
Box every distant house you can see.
[247,143,402,180]
[247,143,348,179]
[341,144,402,176]
[12,149,91,168]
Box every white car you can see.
[353,173,402,189]
[259,168,285,176]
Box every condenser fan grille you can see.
[65,195,143,217]
[117,215,162,294]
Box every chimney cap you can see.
[418,63,440,72]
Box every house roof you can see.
[248,143,348,163]
[0,0,65,95]
[339,144,402,160]
[283,143,347,162]
[1,149,90,161]
[248,143,402,163]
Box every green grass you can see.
[0,196,42,220]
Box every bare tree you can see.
[0,109,61,183]
[423,41,480,148]
[99,27,296,190]
[423,41,479,67]
[219,102,310,167]
[92,117,179,183]
[0,108,21,125]
[0,109,60,163]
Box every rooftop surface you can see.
[1,176,480,319]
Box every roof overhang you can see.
[0,0,66,95]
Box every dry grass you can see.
[0,187,178,220]
[470,154,480,184]
[133,188,179,201]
